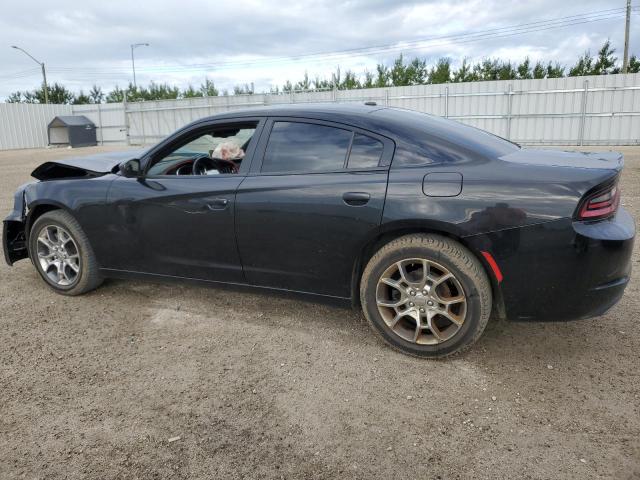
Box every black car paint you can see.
[3,104,635,321]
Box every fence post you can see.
[140,102,146,146]
[332,87,337,103]
[444,86,449,118]
[506,84,513,140]
[96,103,104,145]
[579,79,589,146]
[123,92,130,146]
[384,89,389,107]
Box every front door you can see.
[103,119,263,282]
[235,118,393,297]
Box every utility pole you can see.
[11,45,49,103]
[623,0,631,73]
[130,43,149,88]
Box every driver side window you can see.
[147,123,257,176]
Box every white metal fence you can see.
[1,73,639,151]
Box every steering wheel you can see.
[192,155,239,175]
[191,155,215,175]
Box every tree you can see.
[6,92,23,103]
[330,67,342,89]
[182,85,203,98]
[517,58,532,79]
[200,78,219,96]
[546,62,565,78]
[375,63,391,87]
[473,59,501,81]
[233,83,254,95]
[453,58,475,82]
[569,50,594,76]
[89,85,104,104]
[312,76,331,90]
[406,57,428,84]
[429,58,451,84]
[362,70,375,89]
[593,40,618,74]
[106,85,125,103]
[294,72,311,91]
[340,70,360,90]
[532,61,544,79]
[146,82,180,100]
[73,90,91,104]
[282,80,294,93]
[629,55,640,73]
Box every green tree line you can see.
[6,40,639,104]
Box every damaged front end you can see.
[3,186,29,265]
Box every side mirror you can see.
[120,159,142,178]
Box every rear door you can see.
[235,118,394,297]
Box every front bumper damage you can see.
[3,186,29,266]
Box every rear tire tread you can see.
[360,234,492,358]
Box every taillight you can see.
[577,182,620,220]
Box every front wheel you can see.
[29,210,103,296]
[360,234,492,358]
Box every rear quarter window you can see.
[347,134,384,169]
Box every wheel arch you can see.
[25,201,72,241]
[350,221,506,319]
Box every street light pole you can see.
[130,43,149,89]
[11,45,49,104]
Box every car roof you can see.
[190,103,519,160]
[196,103,442,137]
[200,102,387,125]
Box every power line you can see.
[48,7,633,76]
[2,6,637,84]
[52,12,633,81]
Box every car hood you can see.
[31,149,144,180]
[500,148,623,171]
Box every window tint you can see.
[348,134,383,169]
[262,122,352,173]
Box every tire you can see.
[29,210,103,296]
[360,234,492,358]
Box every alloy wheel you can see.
[375,258,467,345]
[36,224,81,287]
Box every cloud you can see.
[0,0,635,98]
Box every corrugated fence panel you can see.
[1,73,639,150]
[0,103,71,150]
[72,103,126,144]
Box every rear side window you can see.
[348,134,383,169]
[262,122,352,173]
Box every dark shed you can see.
[48,116,97,148]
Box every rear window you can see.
[348,134,383,169]
[262,122,352,173]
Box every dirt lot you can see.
[0,145,639,480]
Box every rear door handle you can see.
[205,198,229,210]
[343,192,370,206]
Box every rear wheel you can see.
[29,210,103,295]
[360,234,492,358]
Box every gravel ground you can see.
[0,145,639,480]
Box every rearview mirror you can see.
[120,159,142,178]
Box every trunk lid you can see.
[500,148,623,171]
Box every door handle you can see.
[205,198,229,210]
[343,192,370,206]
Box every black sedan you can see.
[3,104,635,357]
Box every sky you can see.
[0,0,637,100]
